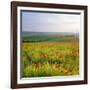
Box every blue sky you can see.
[22,11,80,33]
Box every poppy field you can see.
[21,33,79,77]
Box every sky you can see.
[22,11,80,33]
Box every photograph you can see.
[21,11,80,78]
[11,1,87,88]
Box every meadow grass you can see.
[22,41,79,77]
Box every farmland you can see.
[21,32,79,77]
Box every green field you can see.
[21,33,79,77]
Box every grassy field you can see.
[21,33,79,77]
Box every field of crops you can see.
[21,34,79,77]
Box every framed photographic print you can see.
[11,1,88,89]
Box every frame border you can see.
[11,1,88,89]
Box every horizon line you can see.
[22,31,79,33]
